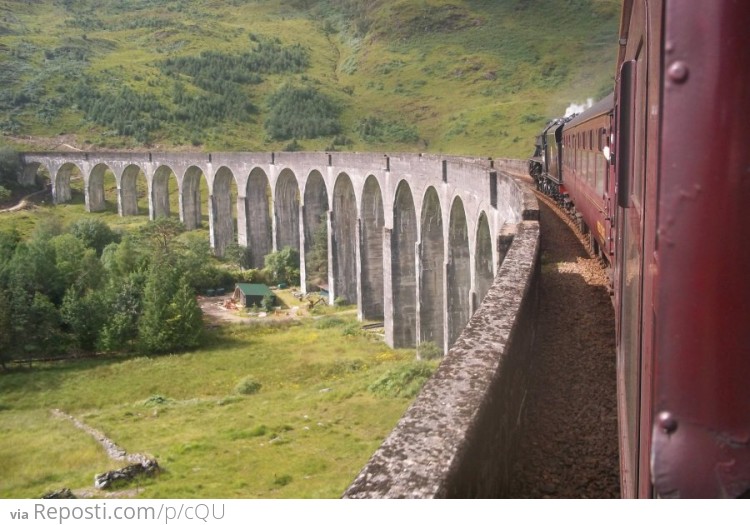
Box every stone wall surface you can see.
[344,218,540,498]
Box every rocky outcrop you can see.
[94,459,160,490]
[42,488,76,499]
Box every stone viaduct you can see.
[20,151,528,353]
[20,151,542,496]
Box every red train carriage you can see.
[530,0,750,497]
[561,94,614,263]
[613,0,750,498]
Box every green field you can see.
[0,319,432,498]
[0,0,621,158]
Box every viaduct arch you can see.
[19,151,527,353]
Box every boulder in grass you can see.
[42,488,76,499]
[94,459,160,490]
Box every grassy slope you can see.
[0,0,621,158]
[0,320,429,498]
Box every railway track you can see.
[506,195,620,498]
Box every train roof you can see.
[566,92,614,128]
[544,120,566,141]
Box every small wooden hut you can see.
[233,283,274,307]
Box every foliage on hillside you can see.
[0,0,621,156]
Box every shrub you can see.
[261,292,275,312]
[235,377,262,395]
[314,316,345,329]
[282,139,303,152]
[417,341,443,361]
[368,361,436,398]
[273,474,293,486]
[341,320,360,336]
[141,394,173,406]
[0,147,21,184]
[322,358,365,378]
[0,185,11,203]
[356,116,419,143]
[248,424,268,437]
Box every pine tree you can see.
[98,272,145,353]
[166,277,203,350]
[138,265,203,353]
[138,264,177,354]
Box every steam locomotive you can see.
[530,0,750,498]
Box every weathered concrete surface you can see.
[343,218,540,498]
[419,187,444,349]
[360,175,385,320]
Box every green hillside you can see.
[0,0,620,157]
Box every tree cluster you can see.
[264,84,343,141]
[263,246,300,287]
[73,81,166,143]
[0,217,215,369]
[160,39,309,88]
[170,80,257,130]
[62,38,311,143]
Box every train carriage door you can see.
[615,4,650,496]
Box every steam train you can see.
[530,0,750,498]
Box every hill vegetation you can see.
[0,0,621,157]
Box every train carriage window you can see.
[567,142,571,168]
[596,153,606,194]
[616,51,646,496]
[584,150,589,186]
[631,60,646,205]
